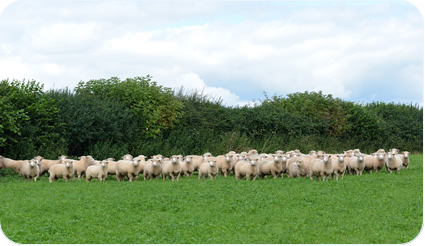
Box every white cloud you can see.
[0,0,422,105]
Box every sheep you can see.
[72,156,91,179]
[258,154,284,179]
[19,159,40,182]
[0,156,26,173]
[234,156,260,181]
[310,154,333,181]
[275,150,284,155]
[48,161,74,183]
[33,155,68,177]
[348,154,365,176]
[134,155,147,177]
[179,156,194,177]
[215,154,233,177]
[309,150,317,156]
[198,160,219,180]
[121,154,133,161]
[103,158,118,175]
[387,152,402,174]
[144,158,163,180]
[162,156,181,181]
[187,155,204,171]
[287,158,304,178]
[364,152,385,173]
[399,151,410,169]
[389,148,399,155]
[331,154,346,180]
[248,149,258,156]
[86,161,109,182]
[115,159,141,182]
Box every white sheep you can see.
[144,158,162,180]
[331,154,346,180]
[287,158,303,178]
[86,160,109,182]
[72,156,91,179]
[19,159,40,182]
[215,154,233,177]
[258,154,283,179]
[387,152,402,174]
[0,156,26,173]
[234,156,260,181]
[115,159,141,182]
[348,154,365,176]
[198,160,219,180]
[48,161,74,183]
[33,155,67,177]
[134,155,147,178]
[162,156,181,181]
[399,151,410,169]
[310,154,333,181]
[364,152,385,173]
[179,156,194,176]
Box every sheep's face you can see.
[65,161,73,168]
[249,158,259,166]
[152,160,159,167]
[377,153,385,160]
[337,155,344,162]
[387,153,393,160]
[132,160,140,167]
[29,160,37,167]
[390,149,399,155]
[225,155,231,162]
[185,156,192,163]
[59,155,67,162]
[403,152,410,158]
[209,160,216,167]
[296,159,304,166]
[100,161,108,167]
[171,157,178,164]
[323,155,330,162]
[358,155,364,162]
[122,154,133,161]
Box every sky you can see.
[0,0,423,106]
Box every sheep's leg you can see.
[176,173,180,181]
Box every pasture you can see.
[0,155,422,244]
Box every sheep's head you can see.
[309,150,317,156]
[225,154,232,162]
[323,155,331,162]
[122,154,133,161]
[152,158,161,167]
[402,151,410,158]
[65,161,73,168]
[29,159,38,168]
[171,157,178,164]
[209,160,216,167]
[357,154,364,162]
[59,155,67,162]
[107,157,115,161]
[275,150,284,155]
[132,160,140,167]
[387,152,394,160]
[336,155,344,162]
[100,161,109,167]
[203,152,212,158]
[249,156,260,166]
[377,153,385,161]
[184,156,192,163]
[296,158,304,167]
[137,155,146,161]
[34,156,43,162]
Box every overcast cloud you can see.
[0,0,423,106]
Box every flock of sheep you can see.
[0,148,410,183]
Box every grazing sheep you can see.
[364,152,385,173]
[179,156,194,177]
[49,161,74,183]
[19,159,40,182]
[387,152,402,174]
[216,154,232,177]
[331,154,346,180]
[86,161,109,182]
[234,156,260,181]
[34,155,67,177]
[162,156,181,181]
[0,156,26,173]
[399,151,410,169]
[72,156,91,179]
[198,160,219,180]
[348,154,365,176]
[144,158,163,180]
[259,154,283,179]
[310,154,333,181]
[115,159,141,182]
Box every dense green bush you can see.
[0,78,422,161]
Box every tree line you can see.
[0,76,422,161]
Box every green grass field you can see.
[0,155,422,244]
